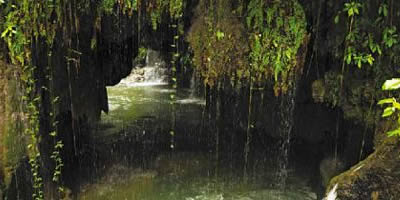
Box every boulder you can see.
[325,122,400,199]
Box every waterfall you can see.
[189,70,196,98]
[277,81,298,190]
[176,69,206,105]
[118,49,168,87]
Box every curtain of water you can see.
[277,80,298,190]
[244,80,253,183]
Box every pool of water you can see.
[78,152,317,200]
[80,83,318,200]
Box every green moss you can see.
[187,0,308,91]
[187,0,249,87]
[326,121,400,199]
[0,62,27,188]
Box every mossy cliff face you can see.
[303,0,400,198]
[0,62,5,196]
[0,61,33,199]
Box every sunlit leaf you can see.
[387,129,400,137]
[216,30,225,40]
[393,102,400,110]
[382,107,395,117]
[382,78,400,90]
[378,98,395,105]
[366,54,374,66]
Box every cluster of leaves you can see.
[378,79,400,137]
[246,0,307,95]
[139,0,184,30]
[335,2,376,69]
[0,1,70,198]
[23,65,44,200]
[100,0,137,15]
[335,0,399,71]
[333,1,400,138]
[187,0,249,87]
[187,0,307,91]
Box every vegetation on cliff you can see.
[0,0,399,199]
[187,0,308,95]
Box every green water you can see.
[80,84,317,200]
[78,152,317,200]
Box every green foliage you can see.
[100,0,137,15]
[378,79,400,137]
[247,0,307,95]
[141,0,184,30]
[333,1,400,134]
[335,0,399,71]
[187,0,307,91]
[340,1,376,69]
[187,1,249,87]
[344,1,362,17]
[23,65,44,200]
[0,1,69,198]
[382,26,398,48]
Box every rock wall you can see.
[298,0,400,198]
[0,61,33,199]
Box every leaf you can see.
[357,58,362,68]
[366,54,374,66]
[382,78,400,90]
[346,53,352,64]
[378,98,395,105]
[348,8,354,17]
[216,30,225,40]
[387,128,400,137]
[393,102,400,110]
[382,107,395,117]
[377,46,382,55]
[334,15,340,24]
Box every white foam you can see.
[324,184,338,200]
[176,98,206,105]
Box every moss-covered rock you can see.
[0,61,32,198]
[326,122,400,199]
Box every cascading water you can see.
[277,81,298,192]
[118,49,168,87]
[176,69,206,105]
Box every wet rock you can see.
[60,188,73,200]
[311,79,325,103]
[319,157,346,187]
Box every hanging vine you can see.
[246,0,307,95]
